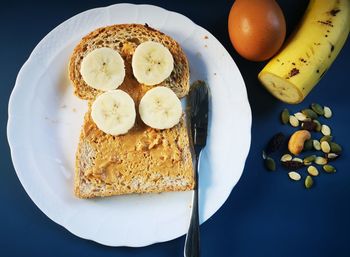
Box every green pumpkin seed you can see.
[321,124,331,136]
[289,115,299,127]
[302,109,318,119]
[323,164,336,173]
[324,106,332,118]
[294,112,308,121]
[315,156,327,165]
[320,135,333,143]
[311,103,324,115]
[281,109,290,124]
[303,155,316,165]
[281,154,292,162]
[305,175,314,189]
[321,141,331,153]
[329,142,342,154]
[313,140,321,150]
[313,120,322,132]
[303,139,313,151]
[265,157,276,171]
[307,165,319,176]
[288,171,301,181]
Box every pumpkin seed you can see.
[323,164,336,173]
[324,106,332,118]
[313,120,322,132]
[321,124,331,136]
[302,109,318,119]
[329,142,342,154]
[265,157,276,171]
[321,141,331,153]
[292,157,303,163]
[320,135,332,143]
[303,139,313,151]
[311,103,324,115]
[313,140,321,150]
[281,154,292,162]
[305,175,314,189]
[307,165,319,176]
[294,112,308,121]
[281,108,290,124]
[315,156,327,165]
[303,155,316,165]
[289,115,299,127]
[326,153,339,160]
[288,171,301,181]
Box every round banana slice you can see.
[139,86,182,129]
[132,41,174,86]
[91,90,136,135]
[80,47,125,91]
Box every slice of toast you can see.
[69,24,194,198]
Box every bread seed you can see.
[289,115,299,127]
[307,165,319,176]
[321,141,331,153]
[281,109,290,124]
[294,112,308,121]
[321,124,331,136]
[305,175,313,189]
[324,106,332,118]
[313,140,321,150]
[323,164,336,173]
[288,171,301,181]
[311,103,324,115]
[315,156,327,165]
[281,154,292,162]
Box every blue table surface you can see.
[2,0,350,256]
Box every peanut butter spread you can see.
[82,43,193,185]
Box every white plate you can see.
[7,4,251,247]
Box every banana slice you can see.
[91,90,136,135]
[132,41,174,86]
[139,86,182,129]
[80,47,125,91]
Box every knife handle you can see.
[184,150,201,257]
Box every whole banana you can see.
[258,0,350,104]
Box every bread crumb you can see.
[204,44,207,48]
[72,108,77,112]
[204,35,208,39]
[61,104,67,109]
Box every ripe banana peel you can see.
[258,0,350,104]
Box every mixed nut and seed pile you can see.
[263,103,342,189]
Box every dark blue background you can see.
[2,1,350,256]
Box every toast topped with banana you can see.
[69,24,194,198]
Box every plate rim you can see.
[7,3,252,247]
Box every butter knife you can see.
[184,81,209,257]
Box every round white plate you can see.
[7,4,251,247]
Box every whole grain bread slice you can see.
[69,23,190,100]
[69,24,194,198]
